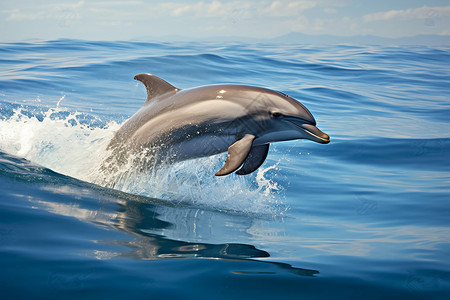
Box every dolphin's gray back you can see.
[108,85,266,149]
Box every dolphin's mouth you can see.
[285,119,330,144]
[301,124,330,144]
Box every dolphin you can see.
[105,73,329,176]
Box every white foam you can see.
[0,106,118,182]
[0,105,286,216]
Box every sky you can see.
[1,0,450,41]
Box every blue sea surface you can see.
[0,40,449,299]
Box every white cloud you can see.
[91,1,143,7]
[364,5,450,22]
[264,1,316,17]
[6,1,84,21]
[1,0,322,24]
[153,0,316,18]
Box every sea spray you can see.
[0,105,118,182]
[96,152,285,215]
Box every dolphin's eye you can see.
[272,112,282,118]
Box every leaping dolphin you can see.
[105,74,330,176]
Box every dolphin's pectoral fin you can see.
[134,73,179,103]
[235,144,269,175]
[215,134,255,176]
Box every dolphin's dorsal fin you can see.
[134,73,179,103]
[215,134,255,176]
[236,144,269,175]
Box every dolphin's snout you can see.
[301,124,330,144]
[285,117,330,144]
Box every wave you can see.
[1,40,449,215]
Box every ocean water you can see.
[0,39,449,299]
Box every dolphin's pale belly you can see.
[168,135,236,162]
